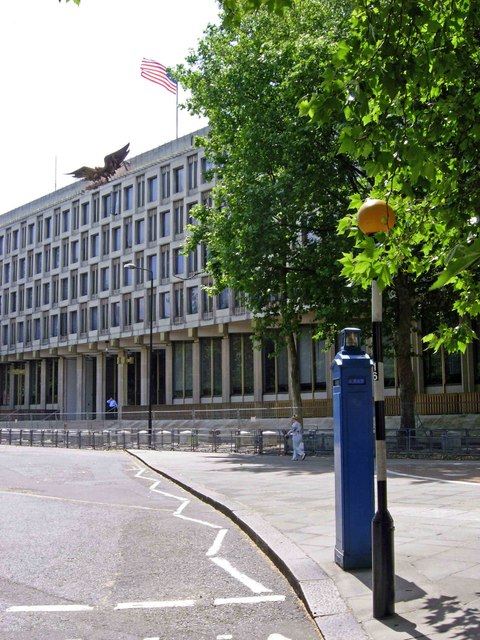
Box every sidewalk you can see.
[128,450,480,640]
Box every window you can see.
[230,334,254,396]
[12,229,19,250]
[60,311,68,338]
[173,284,184,319]
[200,338,222,397]
[263,338,288,394]
[81,233,88,261]
[102,194,112,218]
[102,227,110,256]
[187,286,198,314]
[201,156,214,182]
[147,209,157,241]
[124,264,133,286]
[53,246,60,269]
[71,240,79,263]
[159,291,170,318]
[112,227,121,251]
[123,296,132,326]
[62,210,69,233]
[43,247,50,273]
[46,359,58,404]
[202,282,213,317]
[147,254,157,279]
[135,219,145,244]
[100,301,109,331]
[70,310,78,334]
[111,302,120,327]
[161,166,170,199]
[91,234,99,257]
[174,202,184,236]
[188,155,198,190]
[72,201,79,230]
[173,341,193,398]
[80,272,88,296]
[124,218,133,249]
[35,253,42,274]
[217,289,230,309]
[44,217,52,239]
[137,175,145,208]
[186,202,197,225]
[298,327,327,391]
[173,166,184,193]
[91,266,98,295]
[160,211,170,237]
[70,272,78,301]
[134,297,145,323]
[160,247,170,280]
[147,176,158,202]
[112,186,121,216]
[173,248,184,275]
[112,259,120,290]
[53,210,60,237]
[124,185,133,210]
[62,240,69,268]
[101,267,109,291]
[90,306,98,331]
[43,283,50,305]
[93,194,100,223]
[81,202,90,225]
[187,248,198,275]
[61,277,68,301]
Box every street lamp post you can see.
[125,263,154,448]
[357,199,396,619]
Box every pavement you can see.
[127,450,480,640]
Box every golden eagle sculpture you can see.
[67,143,130,188]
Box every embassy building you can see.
[0,128,479,422]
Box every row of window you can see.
[0,155,215,256]
[0,196,213,289]
[0,287,243,345]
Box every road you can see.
[0,447,322,640]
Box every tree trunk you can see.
[286,332,303,422]
[394,272,417,432]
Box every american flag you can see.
[140,58,178,94]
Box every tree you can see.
[175,0,365,417]
[299,0,480,353]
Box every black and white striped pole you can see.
[357,199,396,619]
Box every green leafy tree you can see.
[175,0,365,416]
[299,0,480,353]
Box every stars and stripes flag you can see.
[140,58,178,94]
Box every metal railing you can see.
[0,426,479,457]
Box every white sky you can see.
[0,0,220,214]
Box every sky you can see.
[0,0,220,214]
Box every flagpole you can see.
[175,83,179,139]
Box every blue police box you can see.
[332,328,374,569]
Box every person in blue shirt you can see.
[286,415,305,461]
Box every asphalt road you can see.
[0,447,322,640]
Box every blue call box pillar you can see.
[332,328,374,569]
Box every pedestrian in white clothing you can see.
[286,415,305,461]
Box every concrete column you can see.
[40,359,47,408]
[96,354,105,420]
[192,339,200,403]
[164,342,173,404]
[140,346,148,406]
[57,357,65,416]
[117,358,126,419]
[76,356,83,417]
[221,333,230,403]
[253,345,263,402]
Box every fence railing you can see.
[1,426,479,457]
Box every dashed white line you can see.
[207,528,229,556]
[6,605,94,613]
[214,595,286,605]
[115,599,196,610]
[210,557,272,594]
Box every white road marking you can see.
[214,595,286,605]
[389,470,480,486]
[268,634,293,640]
[210,557,272,594]
[6,604,93,613]
[0,490,169,512]
[115,599,195,610]
[217,635,233,639]
[207,528,229,556]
